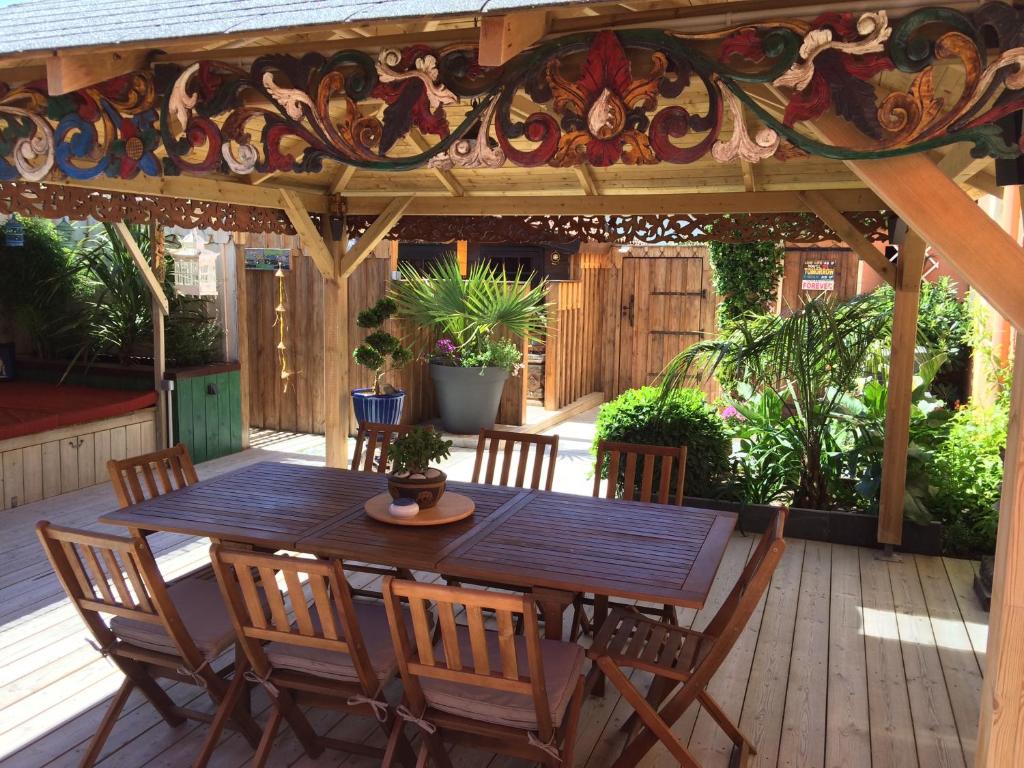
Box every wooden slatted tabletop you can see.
[99,461,737,613]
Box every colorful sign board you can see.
[245,247,291,271]
[800,259,836,291]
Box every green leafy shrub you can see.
[929,396,1008,555]
[707,241,784,328]
[593,386,731,498]
[165,304,224,368]
[0,217,87,358]
[390,427,453,475]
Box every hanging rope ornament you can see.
[273,266,296,392]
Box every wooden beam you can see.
[233,234,251,449]
[345,189,884,216]
[977,330,1024,767]
[330,165,357,195]
[876,231,925,546]
[797,190,895,286]
[111,222,169,316]
[337,196,413,279]
[573,165,601,196]
[407,129,463,196]
[809,112,1024,330]
[937,142,991,184]
[46,49,150,95]
[149,224,167,449]
[322,216,350,469]
[278,189,336,279]
[478,11,547,67]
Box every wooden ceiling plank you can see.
[46,49,150,95]
[338,196,414,279]
[478,11,548,67]
[111,222,170,316]
[278,189,336,279]
[938,142,992,184]
[798,190,895,286]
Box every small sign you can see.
[245,247,291,271]
[801,259,836,291]
[4,214,24,247]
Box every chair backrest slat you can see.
[593,440,688,506]
[351,422,412,473]
[383,578,555,740]
[472,429,559,491]
[209,547,381,694]
[107,444,198,508]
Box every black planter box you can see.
[683,496,944,556]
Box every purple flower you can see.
[435,338,458,359]
[721,405,745,421]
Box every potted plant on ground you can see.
[387,426,453,509]
[351,297,412,425]
[392,255,548,434]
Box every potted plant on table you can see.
[387,426,453,509]
[392,255,548,434]
[351,297,413,425]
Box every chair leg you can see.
[414,740,430,768]
[698,690,756,757]
[79,678,134,768]
[591,595,610,696]
[597,658,700,768]
[251,708,282,768]
[118,660,185,727]
[423,731,452,768]
[267,688,323,759]
[378,712,417,768]
[620,673,677,739]
[193,659,251,767]
[559,677,585,767]
[382,718,406,768]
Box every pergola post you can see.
[322,214,350,469]
[150,223,167,450]
[977,330,1024,767]
[233,232,251,450]
[876,231,925,547]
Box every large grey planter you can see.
[430,363,509,434]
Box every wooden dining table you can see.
[99,461,738,640]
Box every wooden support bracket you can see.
[478,11,548,67]
[337,196,414,279]
[46,49,150,95]
[111,222,169,316]
[278,189,336,279]
[797,190,895,286]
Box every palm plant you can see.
[661,293,894,508]
[391,255,548,363]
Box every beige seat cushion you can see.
[110,570,236,659]
[264,600,408,686]
[421,628,584,730]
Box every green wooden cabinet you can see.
[170,363,242,463]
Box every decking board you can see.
[0,431,988,768]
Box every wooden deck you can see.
[0,427,987,768]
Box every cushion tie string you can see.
[176,658,212,689]
[346,695,389,723]
[528,732,562,764]
[243,668,278,697]
[396,704,437,734]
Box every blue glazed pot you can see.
[351,388,405,425]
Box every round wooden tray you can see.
[364,492,475,527]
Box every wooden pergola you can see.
[0,0,1021,763]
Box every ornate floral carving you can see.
[0,4,1020,183]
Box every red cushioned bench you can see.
[0,382,158,441]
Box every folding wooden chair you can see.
[352,422,413,474]
[589,440,690,629]
[381,578,586,768]
[593,439,688,505]
[585,508,788,768]
[471,429,559,491]
[208,546,417,767]
[107,443,199,508]
[35,521,261,768]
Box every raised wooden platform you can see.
[0,430,987,768]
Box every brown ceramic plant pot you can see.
[387,469,447,510]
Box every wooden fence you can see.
[243,235,525,434]
[543,250,610,410]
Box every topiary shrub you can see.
[592,386,731,499]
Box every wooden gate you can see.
[615,250,719,399]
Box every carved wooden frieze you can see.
[0,3,1020,182]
